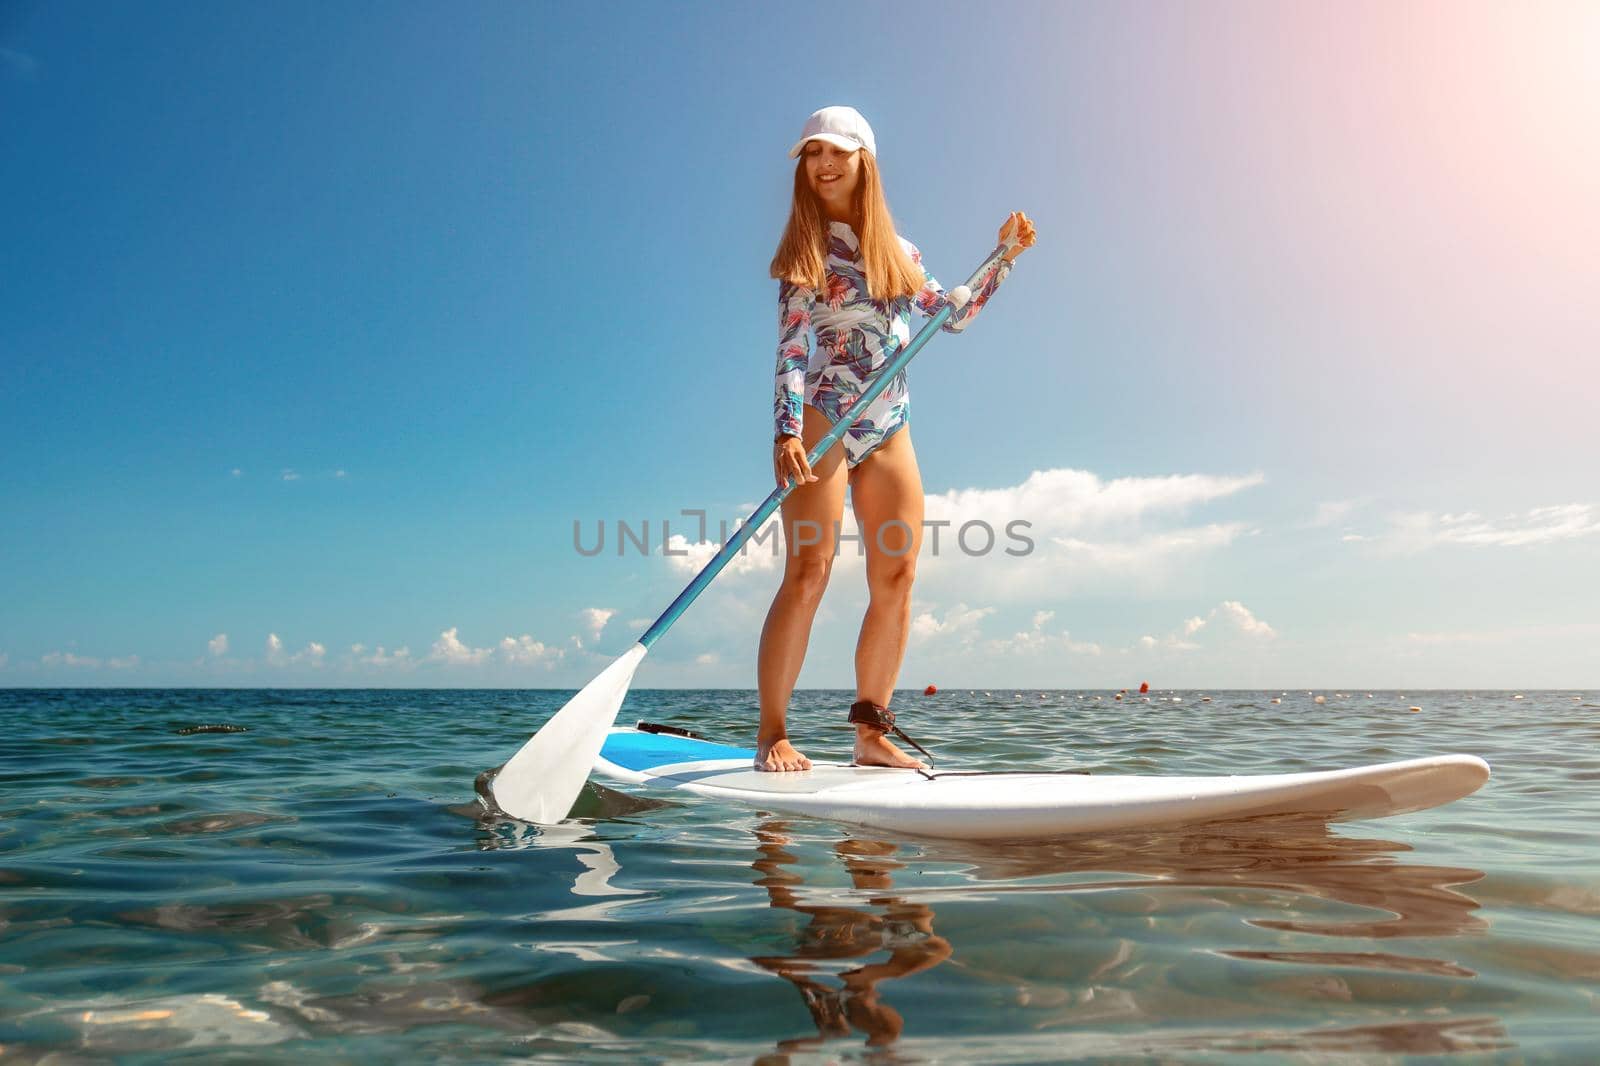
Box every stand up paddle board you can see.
[592,724,1489,840]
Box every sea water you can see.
[1,688,1596,1061]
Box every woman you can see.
[756,105,1035,772]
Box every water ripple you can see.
[0,687,1593,1059]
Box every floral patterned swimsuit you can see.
[773,220,1011,467]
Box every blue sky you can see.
[3,1,1596,689]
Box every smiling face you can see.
[803,140,862,218]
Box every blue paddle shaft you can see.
[638,244,1011,650]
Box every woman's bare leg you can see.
[847,428,927,769]
[756,404,848,771]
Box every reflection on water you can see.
[1164,1014,1512,1056]
[940,813,1489,940]
[746,815,1496,1054]
[750,824,953,1050]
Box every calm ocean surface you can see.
[2,688,1596,1062]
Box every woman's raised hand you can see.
[774,435,817,488]
[999,211,1037,261]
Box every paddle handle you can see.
[638,243,1012,650]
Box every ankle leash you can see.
[847,700,936,771]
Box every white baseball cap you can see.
[787,105,876,158]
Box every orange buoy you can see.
[1139,681,1149,694]
[924,684,937,696]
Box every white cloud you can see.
[230,468,242,478]
[695,652,719,665]
[1139,633,1200,652]
[497,634,561,666]
[636,466,1265,681]
[656,467,1264,615]
[430,627,490,665]
[930,469,1264,533]
[267,632,325,667]
[580,607,615,640]
[1139,601,1276,652]
[1309,499,1365,527]
[350,643,414,668]
[910,603,994,642]
[1213,600,1276,639]
[281,470,300,482]
[42,652,100,668]
[916,468,1263,603]
[1357,503,1600,554]
[208,633,229,657]
[984,610,1102,657]
[429,627,563,668]
[37,650,139,671]
[664,526,781,576]
[1048,523,1250,571]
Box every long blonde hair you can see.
[769,151,924,300]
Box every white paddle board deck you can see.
[593,727,1489,840]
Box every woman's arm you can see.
[909,211,1036,333]
[910,249,1009,334]
[773,280,815,441]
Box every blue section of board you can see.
[601,730,754,771]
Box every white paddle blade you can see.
[491,642,648,823]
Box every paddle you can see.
[492,236,1023,823]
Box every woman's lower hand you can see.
[774,436,816,488]
[999,211,1036,261]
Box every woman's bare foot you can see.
[756,736,812,772]
[852,728,928,770]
